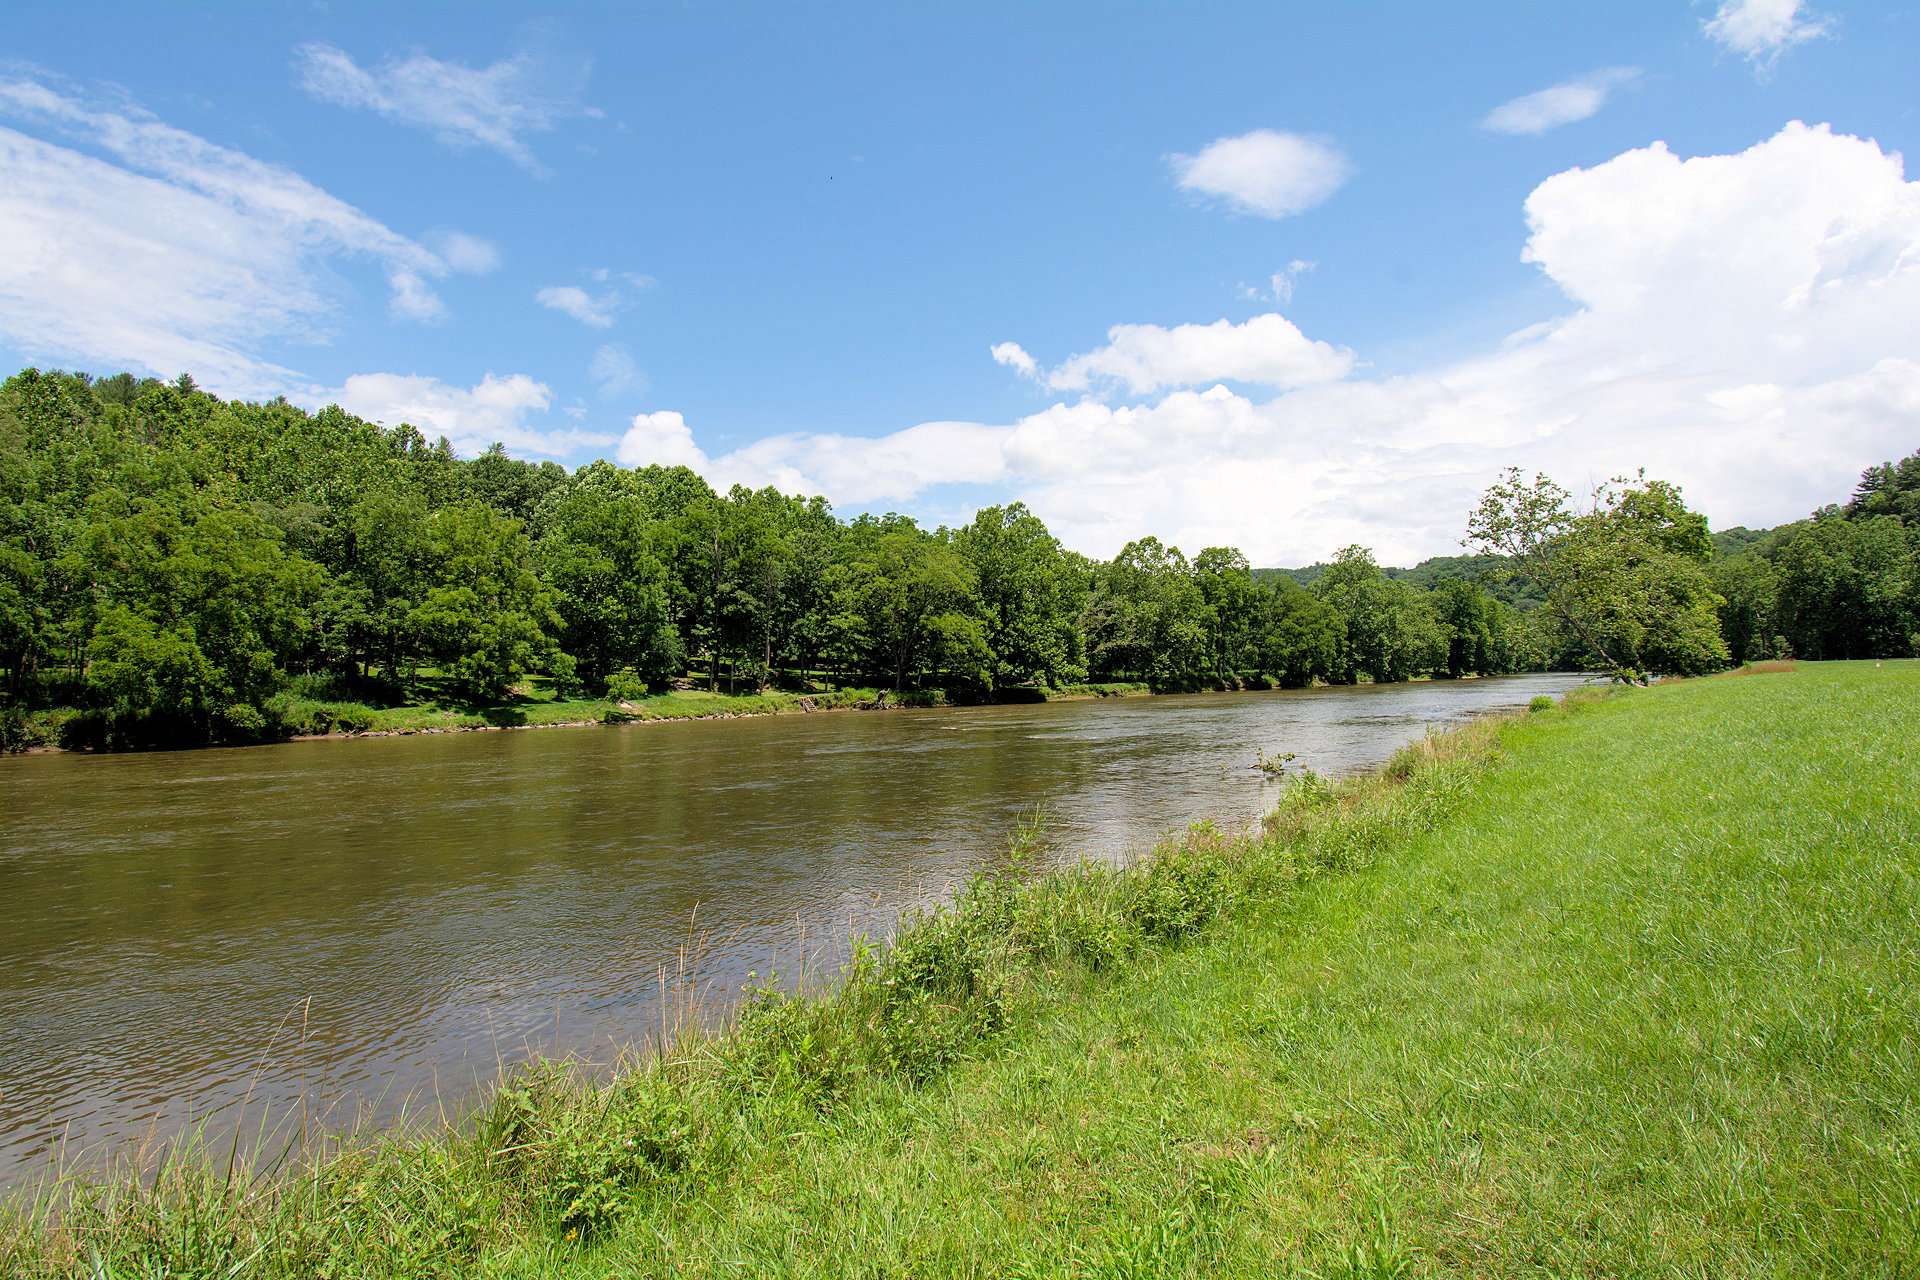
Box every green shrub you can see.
[604,672,649,702]
[0,707,43,752]
[1529,694,1554,713]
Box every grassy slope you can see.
[526,662,1920,1277]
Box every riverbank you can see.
[1,678,1153,753]
[6,662,1912,1275]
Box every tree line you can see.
[0,367,1913,748]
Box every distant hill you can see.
[1256,553,1544,609]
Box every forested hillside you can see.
[1,366,1915,749]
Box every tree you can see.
[1433,579,1497,678]
[1773,515,1916,659]
[1846,448,1920,524]
[1254,574,1341,687]
[954,503,1088,688]
[1193,547,1263,685]
[1710,551,1781,665]
[1084,537,1209,687]
[1467,469,1728,678]
[830,515,986,691]
[538,466,683,692]
[411,504,563,701]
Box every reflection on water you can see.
[0,673,1586,1178]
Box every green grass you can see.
[272,680,891,738]
[1045,681,1155,700]
[6,662,1916,1276]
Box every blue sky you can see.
[3,1,1918,563]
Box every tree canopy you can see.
[4,365,1910,749]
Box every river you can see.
[0,673,1586,1179]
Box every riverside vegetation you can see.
[6,366,1918,751]
[3,660,1914,1275]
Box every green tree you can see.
[1084,537,1209,688]
[538,465,683,692]
[1467,469,1728,678]
[1253,574,1341,687]
[1193,547,1263,685]
[411,504,563,701]
[830,515,986,691]
[954,503,1088,688]
[1773,515,1916,659]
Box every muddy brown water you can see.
[0,673,1588,1180]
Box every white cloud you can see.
[990,341,1038,378]
[1270,260,1315,304]
[1482,68,1639,135]
[1703,0,1830,66]
[387,269,445,323]
[589,343,644,396]
[613,122,1920,567]
[294,41,593,175]
[1169,129,1349,220]
[0,76,483,396]
[590,266,654,289]
[536,284,618,328]
[322,371,612,458]
[616,410,710,471]
[428,230,501,274]
[1043,313,1355,395]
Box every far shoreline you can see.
[5,672,1572,758]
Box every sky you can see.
[2,0,1917,566]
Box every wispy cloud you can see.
[1703,0,1830,68]
[1482,68,1640,136]
[1169,129,1349,220]
[427,230,501,274]
[536,284,618,328]
[293,40,594,175]
[0,74,489,395]
[536,267,651,328]
[589,343,645,396]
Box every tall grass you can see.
[0,695,1524,1276]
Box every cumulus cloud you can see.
[536,284,618,328]
[294,41,594,175]
[1169,129,1349,220]
[1482,68,1639,135]
[990,341,1038,378]
[616,123,1920,567]
[321,371,613,458]
[0,76,486,396]
[1703,0,1830,66]
[615,410,710,471]
[1044,313,1355,395]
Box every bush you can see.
[604,672,650,703]
[1529,694,1554,713]
[0,707,44,752]
[267,695,379,736]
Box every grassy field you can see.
[5,662,1915,1276]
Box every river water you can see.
[0,673,1586,1179]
